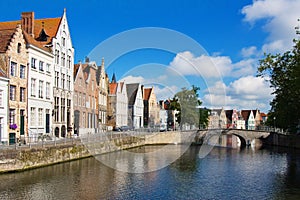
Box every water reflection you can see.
[0,145,300,199]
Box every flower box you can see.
[9,124,17,130]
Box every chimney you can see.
[21,12,34,37]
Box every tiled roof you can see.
[23,30,51,52]
[126,83,139,105]
[0,18,61,44]
[252,109,260,118]
[109,83,117,95]
[0,15,61,52]
[33,18,61,45]
[260,112,267,117]
[0,28,16,53]
[241,110,251,121]
[74,64,81,81]
[225,110,233,119]
[143,88,152,100]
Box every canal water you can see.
[0,145,300,200]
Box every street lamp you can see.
[273,116,276,131]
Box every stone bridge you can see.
[196,129,271,147]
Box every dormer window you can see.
[36,24,49,42]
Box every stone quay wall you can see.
[262,132,300,149]
[0,131,192,173]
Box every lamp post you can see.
[273,116,276,132]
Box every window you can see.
[46,63,50,72]
[9,109,15,124]
[39,61,44,71]
[0,90,2,107]
[67,55,71,68]
[79,78,82,86]
[20,87,25,102]
[38,108,43,126]
[30,107,35,126]
[39,80,43,98]
[9,85,16,101]
[31,78,36,97]
[61,73,65,89]
[62,37,66,47]
[54,97,59,122]
[10,61,17,77]
[55,50,60,64]
[17,43,21,53]
[61,53,65,67]
[83,94,86,107]
[55,72,59,87]
[61,98,65,122]
[67,75,70,90]
[74,94,77,106]
[78,93,81,107]
[46,82,50,99]
[31,58,36,69]
[20,65,26,79]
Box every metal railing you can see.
[0,129,168,151]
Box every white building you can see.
[0,71,9,144]
[27,37,54,138]
[126,83,144,129]
[51,10,75,137]
[247,111,256,130]
[116,82,128,127]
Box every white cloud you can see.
[120,75,145,84]
[120,75,179,100]
[228,76,273,100]
[153,85,179,101]
[169,51,232,78]
[242,0,300,53]
[203,76,273,112]
[169,51,258,78]
[241,46,259,58]
[261,40,285,53]
[231,58,257,77]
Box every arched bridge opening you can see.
[232,133,247,148]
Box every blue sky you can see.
[1,0,299,112]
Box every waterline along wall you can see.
[0,131,190,173]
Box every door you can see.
[45,114,50,133]
[20,110,25,136]
[9,133,16,145]
[74,110,80,136]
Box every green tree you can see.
[172,86,202,129]
[199,108,210,129]
[257,39,300,134]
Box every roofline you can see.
[26,43,53,57]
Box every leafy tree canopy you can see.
[257,39,300,134]
[170,86,204,129]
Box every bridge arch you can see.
[231,133,247,148]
